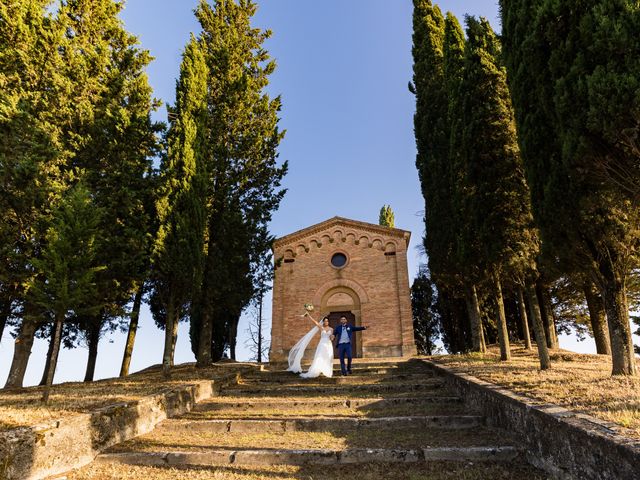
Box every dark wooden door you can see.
[327,311,358,358]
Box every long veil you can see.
[286,325,319,373]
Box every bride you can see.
[287,313,334,378]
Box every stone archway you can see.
[319,286,363,357]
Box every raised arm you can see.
[305,312,322,328]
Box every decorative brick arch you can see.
[312,278,370,307]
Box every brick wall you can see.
[270,218,417,363]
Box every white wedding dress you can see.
[287,327,334,378]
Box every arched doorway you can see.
[321,288,362,358]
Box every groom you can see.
[334,316,368,375]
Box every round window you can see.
[331,252,348,268]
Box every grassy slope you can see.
[0,362,248,431]
[429,345,640,438]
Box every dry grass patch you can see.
[429,346,640,437]
[67,461,547,480]
[184,404,468,419]
[108,424,512,452]
[0,362,252,431]
[67,460,547,480]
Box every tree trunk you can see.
[162,297,177,378]
[197,236,216,368]
[257,294,263,363]
[83,321,100,382]
[197,307,213,367]
[493,273,511,361]
[600,277,636,376]
[0,311,6,345]
[583,281,611,355]
[0,291,12,345]
[39,324,57,386]
[526,283,551,370]
[42,314,64,404]
[208,316,225,362]
[464,284,486,353]
[4,314,38,389]
[536,281,559,349]
[120,287,143,377]
[516,287,532,350]
[170,315,179,367]
[228,317,239,361]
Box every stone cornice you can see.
[274,216,411,249]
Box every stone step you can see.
[261,365,425,375]
[107,423,515,453]
[69,458,548,480]
[94,446,519,467]
[195,395,463,409]
[224,379,445,396]
[267,359,409,369]
[185,396,467,419]
[164,415,484,433]
[238,372,436,385]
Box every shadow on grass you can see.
[80,461,549,480]
[0,362,250,480]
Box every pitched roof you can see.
[274,216,411,248]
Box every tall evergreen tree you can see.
[186,0,286,367]
[55,0,160,382]
[411,265,440,355]
[27,183,103,402]
[457,16,540,362]
[411,3,482,353]
[501,0,639,375]
[379,205,395,228]
[3,0,160,386]
[410,0,448,279]
[445,11,486,354]
[150,36,208,377]
[1,1,74,388]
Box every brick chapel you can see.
[269,217,417,362]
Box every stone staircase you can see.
[65,359,549,479]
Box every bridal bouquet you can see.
[303,303,314,314]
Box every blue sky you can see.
[0,0,599,387]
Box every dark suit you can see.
[334,324,367,374]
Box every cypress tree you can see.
[501,0,639,375]
[379,205,395,228]
[457,16,540,362]
[445,11,486,354]
[54,0,160,381]
[410,0,448,279]
[1,1,74,388]
[150,36,208,377]
[546,0,638,375]
[28,183,103,402]
[411,3,480,353]
[168,0,287,367]
[411,265,440,355]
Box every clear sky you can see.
[0,0,602,387]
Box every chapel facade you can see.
[269,216,417,362]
